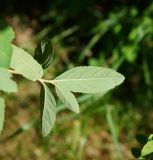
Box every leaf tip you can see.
[42,132,48,137]
[121,74,125,82]
[75,107,80,114]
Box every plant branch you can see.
[8,68,55,85]
[38,79,55,85]
[8,69,20,75]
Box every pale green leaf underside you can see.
[0,97,5,133]
[55,84,79,113]
[10,45,43,81]
[141,141,153,157]
[0,68,17,93]
[41,83,56,137]
[0,25,15,68]
[55,66,125,93]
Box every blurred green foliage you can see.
[0,0,153,160]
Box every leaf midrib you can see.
[55,77,123,82]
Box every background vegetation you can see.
[0,0,153,159]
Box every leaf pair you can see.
[39,82,79,137]
[40,66,124,137]
[54,66,124,113]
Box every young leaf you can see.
[54,66,125,93]
[141,141,153,157]
[40,83,56,137]
[0,68,17,93]
[55,84,79,113]
[0,97,5,133]
[148,134,153,141]
[10,45,43,81]
[34,39,54,69]
[0,22,15,68]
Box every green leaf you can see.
[10,45,43,81]
[55,84,79,113]
[0,22,15,68]
[148,134,153,141]
[141,141,153,157]
[0,68,17,93]
[54,66,125,93]
[40,83,56,137]
[0,97,5,133]
[34,39,54,69]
